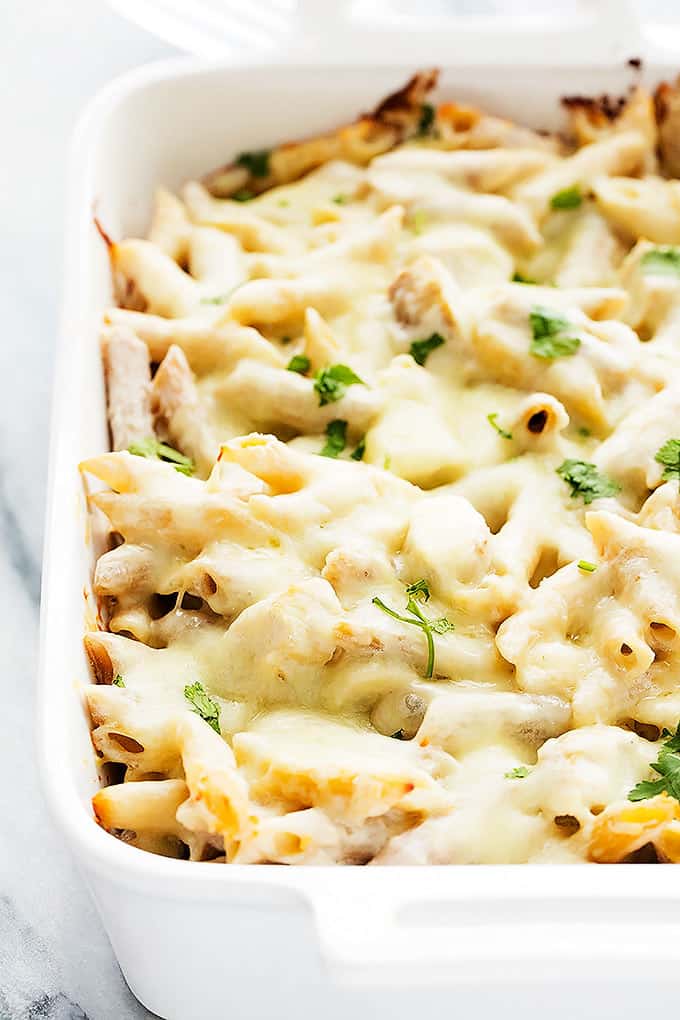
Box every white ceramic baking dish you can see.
[38,38,680,1020]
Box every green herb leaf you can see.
[578,426,591,438]
[350,436,366,461]
[512,271,537,284]
[314,364,365,406]
[277,198,290,207]
[232,188,254,202]
[112,674,125,688]
[128,438,195,476]
[640,246,680,277]
[556,459,621,504]
[320,419,347,458]
[372,593,454,679]
[201,292,232,305]
[629,723,680,802]
[417,102,435,136]
[529,305,581,360]
[655,438,680,481]
[409,332,445,367]
[287,354,311,375]
[235,149,271,178]
[383,454,392,471]
[183,682,221,734]
[405,579,430,602]
[577,560,597,573]
[505,766,530,779]
[550,185,582,210]
[487,412,513,440]
[430,617,456,635]
[332,194,347,205]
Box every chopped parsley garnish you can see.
[183,682,221,734]
[287,354,311,375]
[578,426,591,438]
[128,438,195,476]
[313,364,365,406]
[332,194,347,205]
[417,102,435,136]
[320,419,347,458]
[505,766,530,779]
[235,149,271,178]
[577,560,597,573]
[372,588,454,679]
[550,185,582,210]
[487,412,513,440]
[112,674,125,688]
[628,724,680,802]
[556,459,621,504]
[529,306,581,360]
[640,246,680,277]
[409,332,445,366]
[350,436,366,461]
[201,293,231,305]
[277,198,289,207]
[655,438,680,481]
[383,454,392,471]
[512,271,537,284]
[232,188,254,202]
[405,578,430,602]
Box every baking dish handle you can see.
[311,876,680,984]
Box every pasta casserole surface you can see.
[82,70,680,865]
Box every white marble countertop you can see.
[5,2,680,1018]
[0,4,172,1016]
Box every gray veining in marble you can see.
[0,2,171,1015]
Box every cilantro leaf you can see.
[232,189,254,202]
[235,149,271,178]
[372,589,454,679]
[640,246,680,277]
[112,674,125,688]
[556,459,621,504]
[627,777,669,801]
[405,579,430,602]
[550,185,582,210]
[313,364,365,406]
[183,682,221,734]
[128,438,195,476]
[417,102,435,136]
[320,419,347,458]
[409,332,445,367]
[628,724,680,802]
[287,354,311,375]
[529,305,581,359]
[512,271,537,284]
[577,560,597,573]
[655,438,680,481]
[487,412,513,440]
[505,766,530,779]
[350,436,366,461]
